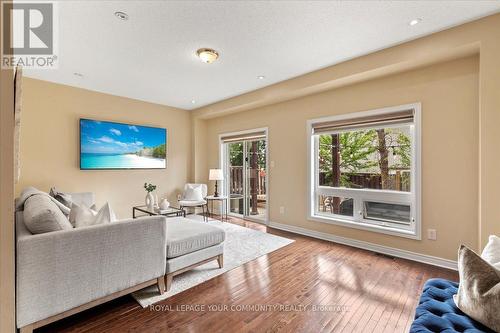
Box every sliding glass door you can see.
[245,139,266,221]
[223,133,267,223]
[227,141,244,216]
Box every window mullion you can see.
[353,194,362,223]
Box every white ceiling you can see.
[24,1,500,110]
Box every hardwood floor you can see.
[39,215,457,333]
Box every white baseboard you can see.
[268,221,457,271]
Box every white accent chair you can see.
[179,183,209,222]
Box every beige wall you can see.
[205,56,479,261]
[1,8,495,331]
[190,117,208,182]
[16,78,192,219]
[478,32,500,250]
[194,13,500,262]
[9,15,500,287]
[0,63,15,332]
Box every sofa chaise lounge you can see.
[16,191,225,333]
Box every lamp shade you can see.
[209,169,224,181]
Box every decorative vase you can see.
[154,194,159,209]
[145,192,154,210]
[160,198,170,210]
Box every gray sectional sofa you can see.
[16,190,225,333]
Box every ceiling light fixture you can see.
[257,75,265,80]
[196,48,219,64]
[409,18,422,26]
[114,11,129,20]
[191,100,196,104]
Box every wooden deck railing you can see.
[319,171,410,192]
[229,166,266,195]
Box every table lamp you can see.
[209,169,224,197]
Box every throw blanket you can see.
[16,186,71,215]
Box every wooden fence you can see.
[319,171,410,192]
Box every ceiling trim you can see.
[192,13,497,120]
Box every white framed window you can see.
[307,103,421,239]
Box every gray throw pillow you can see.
[454,245,500,332]
[49,187,73,209]
[23,194,73,234]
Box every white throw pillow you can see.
[184,184,204,201]
[481,235,500,270]
[93,202,117,226]
[70,202,116,228]
[70,202,97,228]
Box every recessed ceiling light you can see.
[409,18,422,26]
[196,48,219,64]
[191,100,196,104]
[73,72,84,78]
[114,11,129,20]
[257,75,265,80]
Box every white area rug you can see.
[132,216,294,307]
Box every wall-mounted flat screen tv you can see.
[80,119,167,170]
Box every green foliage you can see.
[392,132,411,168]
[144,183,156,193]
[339,130,379,172]
[152,144,166,158]
[229,142,243,165]
[228,140,266,169]
[318,128,411,187]
[319,130,377,186]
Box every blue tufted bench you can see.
[410,278,494,333]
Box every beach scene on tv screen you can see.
[80,119,166,169]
